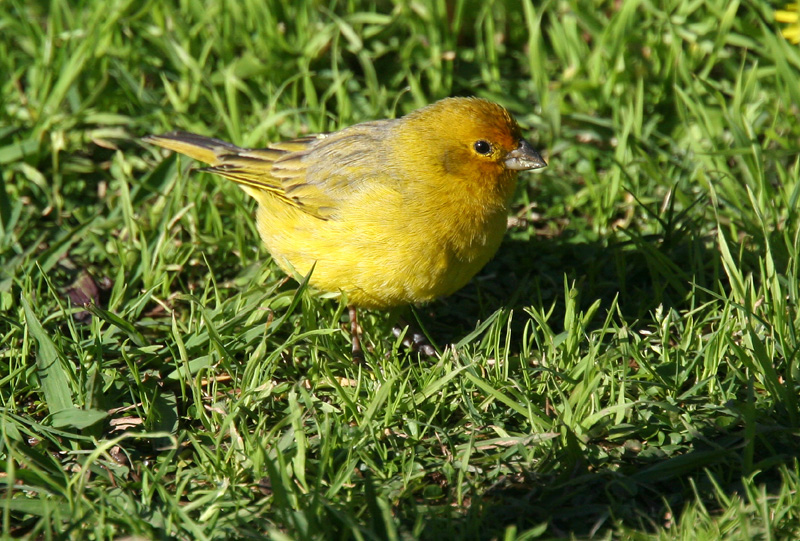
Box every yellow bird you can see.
[145,97,546,355]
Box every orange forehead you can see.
[456,98,522,150]
[403,97,523,152]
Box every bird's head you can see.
[393,97,547,202]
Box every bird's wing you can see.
[196,135,328,216]
[147,121,396,220]
[266,120,396,219]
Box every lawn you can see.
[2,0,800,538]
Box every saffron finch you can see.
[145,97,546,351]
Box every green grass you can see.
[3,0,800,538]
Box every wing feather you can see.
[146,120,398,221]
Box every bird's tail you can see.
[143,131,243,166]
[144,131,332,218]
[144,130,290,190]
[144,131,306,211]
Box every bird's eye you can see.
[473,140,492,155]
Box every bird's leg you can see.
[349,305,364,362]
[392,319,437,357]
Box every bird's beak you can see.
[504,139,547,171]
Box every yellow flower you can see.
[776,3,800,43]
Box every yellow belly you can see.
[249,186,507,309]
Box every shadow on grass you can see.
[421,212,723,349]
[242,414,799,539]
[408,419,800,539]
[392,216,799,538]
